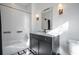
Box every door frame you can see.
[0,11,2,55]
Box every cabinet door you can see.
[39,40,52,55]
[30,37,38,54]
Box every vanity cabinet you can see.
[30,33,52,55]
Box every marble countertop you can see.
[30,31,54,37]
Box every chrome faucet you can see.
[44,29,47,33]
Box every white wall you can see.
[0,4,31,54]
[31,4,41,32]
[32,3,79,55]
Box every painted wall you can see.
[31,4,41,32]
[32,3,79,54]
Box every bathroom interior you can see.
[0,3,79,55]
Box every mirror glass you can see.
[41,7,53,32]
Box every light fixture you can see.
[58,3,64,15]
[36,14,39,20]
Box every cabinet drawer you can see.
[30,33,45,40]
[30,33,52,43]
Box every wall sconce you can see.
[58,4,64,15]
[36,14,39,20]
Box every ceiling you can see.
[15,3,31,7]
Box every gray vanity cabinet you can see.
[30,33,52,55]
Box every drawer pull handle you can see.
[16,31,23,33]
[3,31,11,34]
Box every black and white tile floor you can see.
[12,48,34,55]
[12,48,60,55]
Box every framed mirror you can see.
[41,7,53,32]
